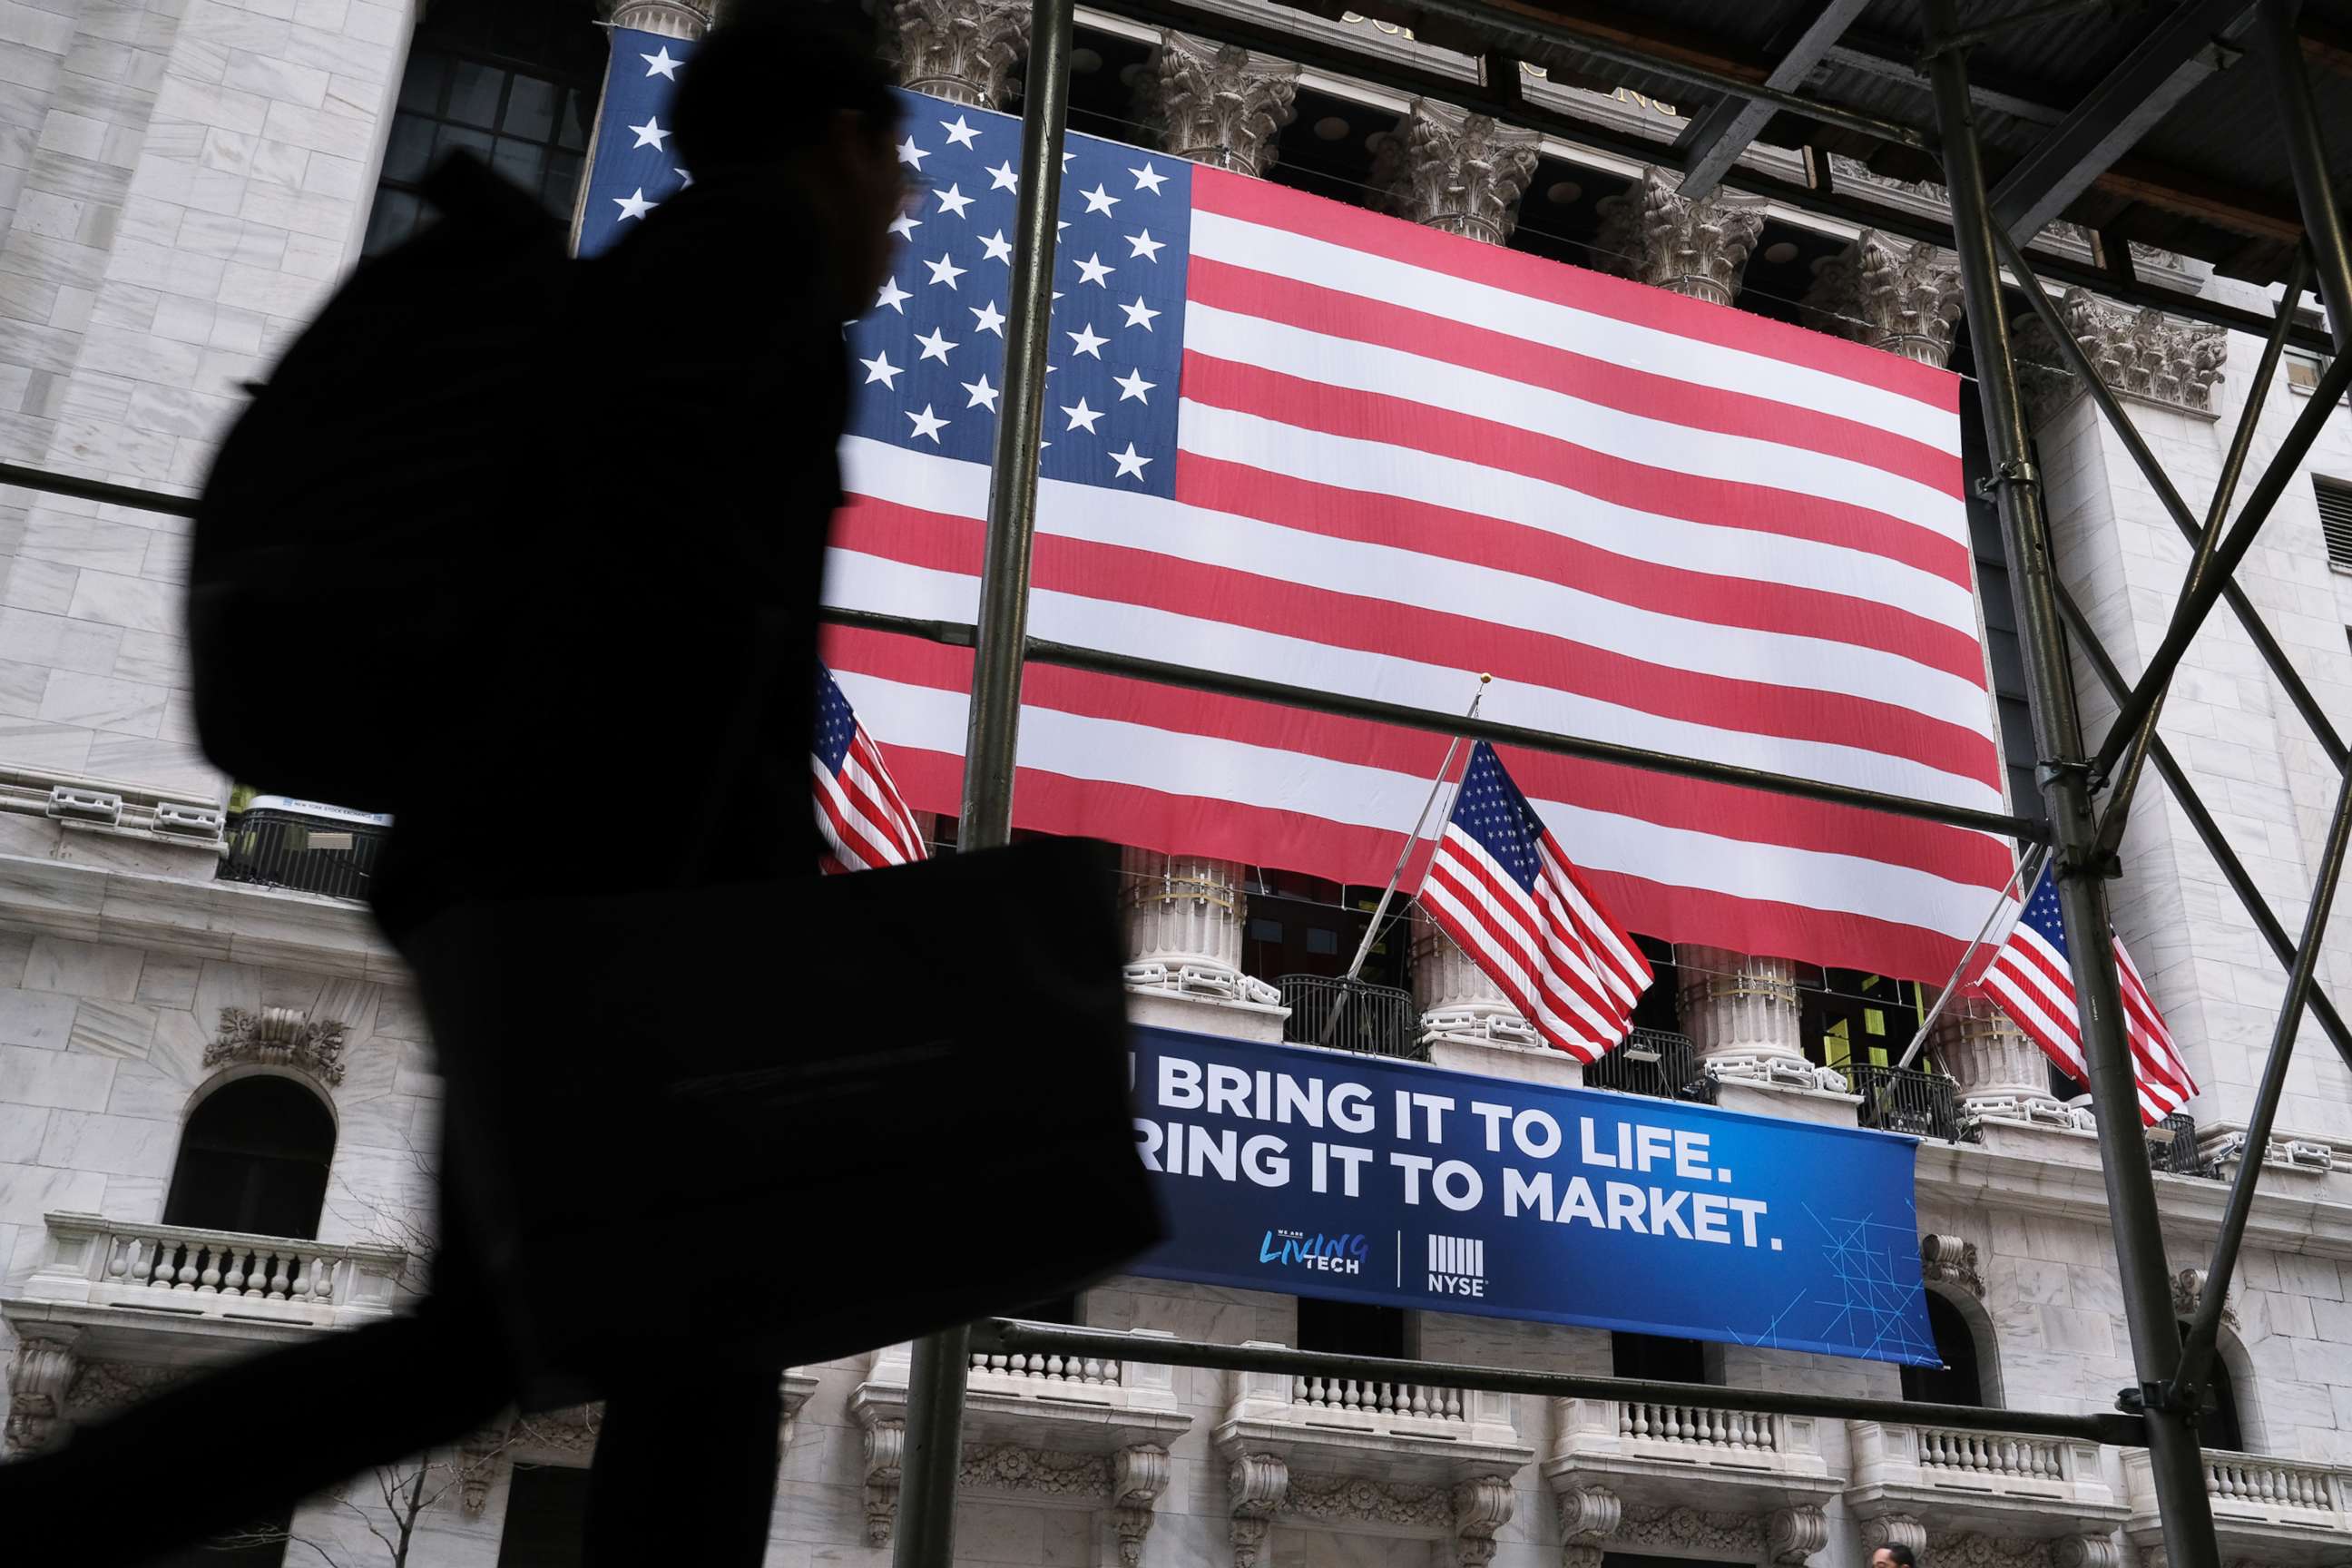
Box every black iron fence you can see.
[1851,1064,1973,1143]
[217,807,387,900]
[1279,975,1426,1061]
[1583,1028,1717,1103]
[2149,1112,2221,1178]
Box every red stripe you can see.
[1186,257,1964,500]
[1437,845,1620,1039]
[1181,352,1975,595]
[1537,831,1652,996]
[848,730,926,861]
[814,772,888,872]
[1174,456,1984,684]
[1424,854,1602,1058]
[1191,164,1963,414]
[2003,939,2088,1044]
[835,502,2001,786]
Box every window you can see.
[1800,970,1925,1076]
[2180,1322,2248,1452]
[1901,1293,1986,1406]
[363,0,607,256]
[1243,869,1406,989]
[162,1077,336,1240]
[2318,477,2352,572]
[495,1465,593,1567]
[2287,348,2341,401]
[1298,1296,1408,1359]
[1612,1331,1709,1384]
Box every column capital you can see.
[1142,31,1299,177]
[1859,1514,1929,1555]
[1673,945,1814,1084]
[1227,1451,1290,1568]
[1112,1445,1174,1568]
[602,0,710,39]
[1376,99,1541,245]
[1594,167,1765,305]
[1767,1504,1831,1566]
[2014,287,2228,425]
[1802,230,1965,366]
[884,0,1031,110]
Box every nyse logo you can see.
[1426,1235,1486,1298]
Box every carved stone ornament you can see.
[207,1005,348,1086]
[1801,230,1965,367]
[1113,1445,1173,1568]
[1931,1533,2055,1568]
[2053,1536,2123,1568]
[1286,1473,1455,1528]
[2172,1268,2238,1328]
[864,1418,906,1547]
[1452,1477,1515,1568]
[1594,168,1765,307]
[1921,1233,1985,1298]
[884,0,1030,110]
[1617,1504,1761,1556]
[1769,1505,1831,1566]
[601,0,709,41]
[66,1359,187,1424]
[962,1444,1113,1498]
[2013,288,2227,425]
[1142,32,1299,178]
[1861,1515,1931,1555]
[4,1335,78,1457]
[1228,1452,1289,1568]
[1376,99,1541,246]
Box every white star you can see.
[979,230,1013,264]
[941,115,981,149]
[629,116,668,150]
[1118,295,1160,330]
[915,327,956,364]
[1073,252,1113,287]
[674,167,692,188]
[1062,150,1075,169]
[1126,229,1165,262]
[1064,322,1106,358]
[897,136,928,170]
[859,350,901,388]
[1081,182,1119,216]
[987,161,1018,192]
[612,187,654,221]
[1131,162,1168,195]
[874,276,910,313]
[1056,219,1069,232]
[970,300,1005,336]
[963,374,999,411]
[1113,368,1155,403]
[925,252,966,289]
[641,45,681,78]
[1061,397,1103,434]
[935,183,974,219]
[906,404,948,442]
[1110,442,1152,481]
[887,211,922,241]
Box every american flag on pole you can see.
[1422,741,1651,1060]
[814,662,929,875]
[1977,864,2196,1124]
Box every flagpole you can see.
[1317,673,1491,1047]
[1893,841,2052,1072]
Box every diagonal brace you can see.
[1676,0,1876,199]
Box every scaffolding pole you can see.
[1922,10,2219,1568]
[888,1,1073,1565]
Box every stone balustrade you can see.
[12,1211,406,1332]
[2123,1447,2352,1566]
[1292,1376,1467,1423]
[1619,1400,1779,1453]
[1220,1340,1531,1474]
[971,1351,1124,1388]
[1847,1419,2123,1549]
[1546,1396,1840,1560]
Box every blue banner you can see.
[1128,1026,1936,1366]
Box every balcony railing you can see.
[970,1351,1122,1387]
[2150,1112,2223,1178]
[1847,1420,2123,1543]
[1279,975,1426,1061]
[1583,1028,1718,1103]
[217,799,389,900]
[1618,1401,1778,1452]
[1293,1377,1467,1423]
[2123,1446,2352,1556]
[1852,1064,1974,1142]
[10,1212,406,1331]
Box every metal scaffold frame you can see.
[2,2,2346,1565]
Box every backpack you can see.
[186,153,573,815]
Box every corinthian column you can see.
[1675,946,1813,1085]
[1801,230,1965,366]
[1592,167,1765,306]
[1122,848,1285,1041]
[1933,992,2068,1122]
[1140,32,1298,177]
[1412,914,1538,1052]
[883,0,1030,110]
[1375,99,1540,244]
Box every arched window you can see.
[163,1077,336,1240]
[2180,1321,2248,1452]
[1902,1292,1986,1406]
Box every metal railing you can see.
[1851,1064,1973,1143]
[2151,1113,2221,1179]
[217,808,387,900]
[1583,1027,1717,1103]
[1279,975,1425,1061]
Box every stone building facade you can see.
[4,0,2352,1565]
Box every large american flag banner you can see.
[1425,741,1651,1060]
[1977,865,2195,1124]
[574,25,695,258]
[815,662,928,874]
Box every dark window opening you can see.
[1244,868,1406,991]
[1004,1291,1081,1325]
[1612,1331,1709,1385]
[1799,969,1924,1077]
[1298,1296,1408,1359]
[1901,1292,1986,1406]
[1625,936,1681,1034]
[1737,221,1850,329]
[2181,1321,2247,1452]
[162,1076,336,1240]
[495,1464,594,1567]
[1509,159,1632,273]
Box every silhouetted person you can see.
[0,11,1155,1563]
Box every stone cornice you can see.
[0,851,401,978]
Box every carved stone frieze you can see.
[883,0,1030,109]
[1142,32,1298,178]
[1376,99,1540,245]
[207,1005,348,1085]
[1112,1445,1173,1568]
[962,1444,1113,1497]
[2014,288,2227,424]
[66,1358,187,1422]
[1285,1473,1455,1527]
[1768,1504,1831,1565]
[1452,1477,1515,1568]
[1931,1532,2055,1568]
[1920,1233,1985,1298]
[864,1418,906,1547]
[1617,1504,1762,1556]
[1802,230,1965,366]
[1228,1452,1289,1568]
[1594,168,1765,306]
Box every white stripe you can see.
[1428,837,1617,1044]
[1184,302,1967,547]
[827,668,2014,942]
[1535,841,1647,1009]
[1189,208,1963,457]
[838,751,918,863]
[1419,861,1592,1046]
[813,760,902,871]
[824,544,2004,813]
[1982,964,2086,1079]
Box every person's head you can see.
[1872,1544,1917,1568]
[670,5,901,313]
